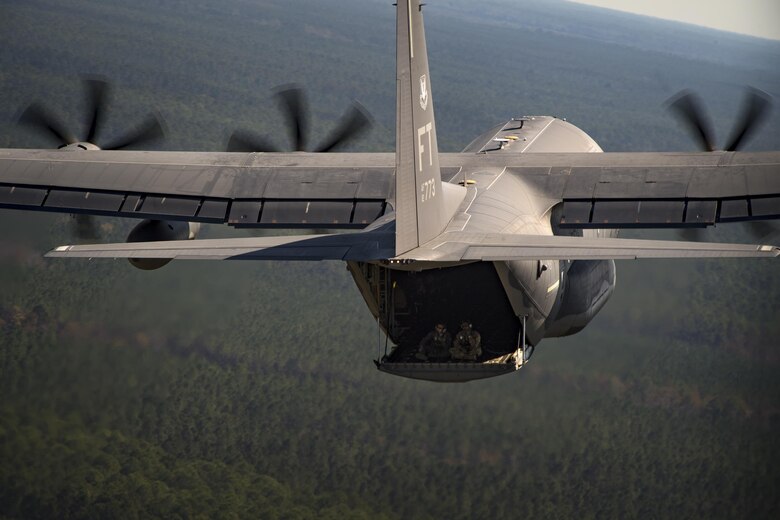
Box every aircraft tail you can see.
[394,0,464,256]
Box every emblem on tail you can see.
[419,75,428,110]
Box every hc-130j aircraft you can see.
[1,2,778,382]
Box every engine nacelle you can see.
[126,220,200,270]
[494,259,563,345]
[543,259,616,338]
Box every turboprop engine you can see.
[126,220,200,270]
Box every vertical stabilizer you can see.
[395,1,463,256]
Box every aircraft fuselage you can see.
[350,117,617,361]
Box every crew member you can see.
[416,323,452,361]
[450,321,481,361]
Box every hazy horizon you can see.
[568,0,780,40]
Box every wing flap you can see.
[558,196,780,229]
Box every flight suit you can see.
[416,329,452,361]
[450,326,482,361]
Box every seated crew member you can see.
[450,321,482,361]
[416,323,452,361]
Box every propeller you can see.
[226,84,373,153]
[723,86,772,152]
[666,90,716,152]
[665,87,774,241]
[665,86,772,152]
[17,103,78,147]
[16,77,167,239]
[17,77,167,151]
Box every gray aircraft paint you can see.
[394,0,465,255]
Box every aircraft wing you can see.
[496,150,780,229]
[1,148,779,231]
[399,232,779,261]
[0,149,395,229]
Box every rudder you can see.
[394,0,464,256]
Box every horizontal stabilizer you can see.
[47,231,394,262]
[398,232,780,261]
[46,231,779,263]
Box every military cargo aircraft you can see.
[1,1,778,382]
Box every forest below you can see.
[0,0,779,518]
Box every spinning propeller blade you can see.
[314,101,373,153]
[226,85,373,153]
[665,90,715,152]
[724,87,772,152]
[275,85,309,152]
[17,103,77,147]
[102,112,167,151]
[84,77,109,145]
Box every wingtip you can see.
[45,245,74,257]
[756,244,779,256]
